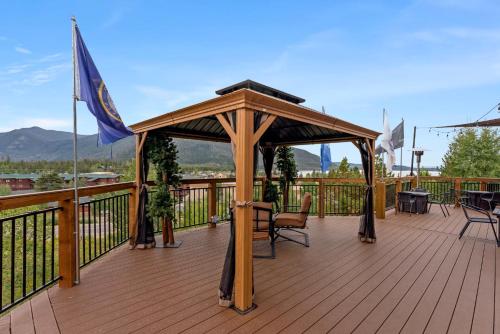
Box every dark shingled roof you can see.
[216,79,306,104]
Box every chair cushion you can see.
[274,212,305,228]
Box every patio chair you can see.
[480,192,495,211]
[273,192,312,247]
[252,201,276,259]
[427,193,449,217]
[448,188,469,206]
[229,200,276,259]
[398,192,416,216]
[459,203,499,246]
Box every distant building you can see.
[0,173,38,191]
[60,172,121,187]
[0,172,121,192]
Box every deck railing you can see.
[0,182,136,312]
[0,175,499,311]
[0,207,60,313]
[80,193,130,267]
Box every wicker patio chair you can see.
[273,192,312,247]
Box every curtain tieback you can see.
[235,201,254,208]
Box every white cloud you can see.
[38,53,63,63]
[21,62,71,86]
[15,46,32,54]
[23,118,71,129]
[4,64,30,74]
[265,29,340,73]
[409,27,500,44]
[0,117,71,133]
[136,84,216,110]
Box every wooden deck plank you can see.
[300,232,442,333]
[187,225,408,334]
[224,226,418,334]
[368,236,463,334]
[471,242,495,334]
[0,315,10,334]
[81,225,357,333]
[404,226,480,333]
[447,239,485,333]
[133,223,400,334]
[30,291,60,334]
[1,207,497,334]
[178,229,372,334]
[257,229,432,334]
[10,301,34,334]
[395,230,477,333]
[337,235,456,334]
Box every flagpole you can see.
[400,118,403,177]
[71,16,80,284]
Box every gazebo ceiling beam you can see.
[156,128,230,143]
[215,114,237,143]
[267,136,361,146]
[253,115,277,145]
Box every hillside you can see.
[0,127,320,170]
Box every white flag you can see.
[380,110,396,173]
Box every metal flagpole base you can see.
[162,240,183,248]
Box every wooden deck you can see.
[2,206,500,334]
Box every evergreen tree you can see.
[146,134,181,222]
[441,128,500,177]
[35,172,64,191]
[275,146,298,210]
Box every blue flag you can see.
[320,143,332,173]
[74,25,133,144]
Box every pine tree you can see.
[275,146,298,210]
[441,128,500,177]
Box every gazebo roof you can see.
[130,83,380,145]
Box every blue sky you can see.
[1,0,500,167]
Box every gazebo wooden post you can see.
[234,108,255,312]
[130,131,147,248]
[370,139,376,213]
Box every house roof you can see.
[0,173,39,180]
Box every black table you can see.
[465,190,500,210]
[398,191,430,214]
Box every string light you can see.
[416,101,499,139]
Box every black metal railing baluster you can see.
[42,211,46,286]
[51,210,55,281]
[22,216,26,298]
[10,218,15,305]
[33,214,37,293]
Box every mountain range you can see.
[0,127,321,169]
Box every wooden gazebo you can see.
[129,80,380,313]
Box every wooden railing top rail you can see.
[0,182,135,211]
[1,176,499,212]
